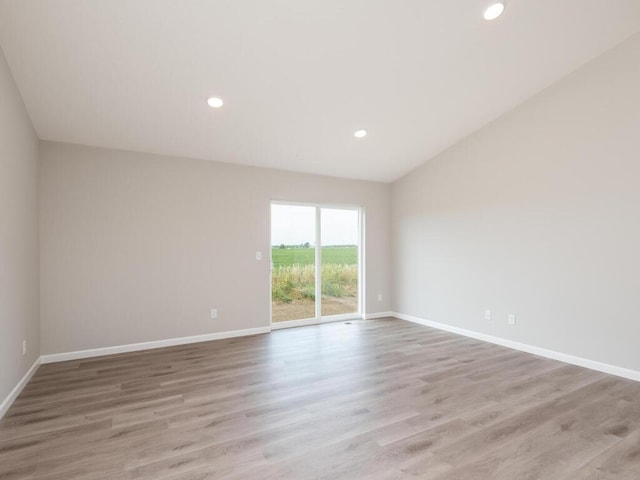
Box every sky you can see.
[271,205,359,246]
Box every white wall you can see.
[0,46,40,400]
[17,27,640,377]
[392,33,640,372]
[40,142,391,355]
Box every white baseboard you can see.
[40,327,272,364]
[362,311,394,320]
[0,357,41,419]
[392,312,640,383]
[10,314,638,419]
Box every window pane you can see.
[320,208,359,317]
[271,204,316,322]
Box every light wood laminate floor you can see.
[1,318,640,479]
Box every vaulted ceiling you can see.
[1,1,640,181]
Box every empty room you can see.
[2,1,640,478]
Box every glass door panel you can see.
[271,204,316,322]
[320,208,359,317]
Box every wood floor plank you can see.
[1,318,639,479]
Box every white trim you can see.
[8,314,638,418]
[358,207,365,317]
[271,317,318,330]
[271,314,360,330]
[0,357,41,419]
[315,206,322,320]
[40,327,271,364]
[362,311,394,320]
[392,312,640,383]
[323,313,361,322]
[270,199,364,210]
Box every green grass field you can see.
[271,246,358,303]
[271,246,357,267]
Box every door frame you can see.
[269,200,364,330]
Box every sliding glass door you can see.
[271,203,361,325]
[320,208,359,317]
[270,204,317,323]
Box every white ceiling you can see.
[1,1,640,182]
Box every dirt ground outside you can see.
[271,296,358,322]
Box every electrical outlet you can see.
[22,340,27,356]
[256,251,262,260]
[211,309,218,319]
[485,310,492,321]
[377,294,383,302]
[508,314,516,326]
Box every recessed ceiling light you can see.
[354,130,367,138]
[207,97,224,108]
[483,2,505,21]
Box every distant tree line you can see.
[275,243,311,249]
[273,244,356,249]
